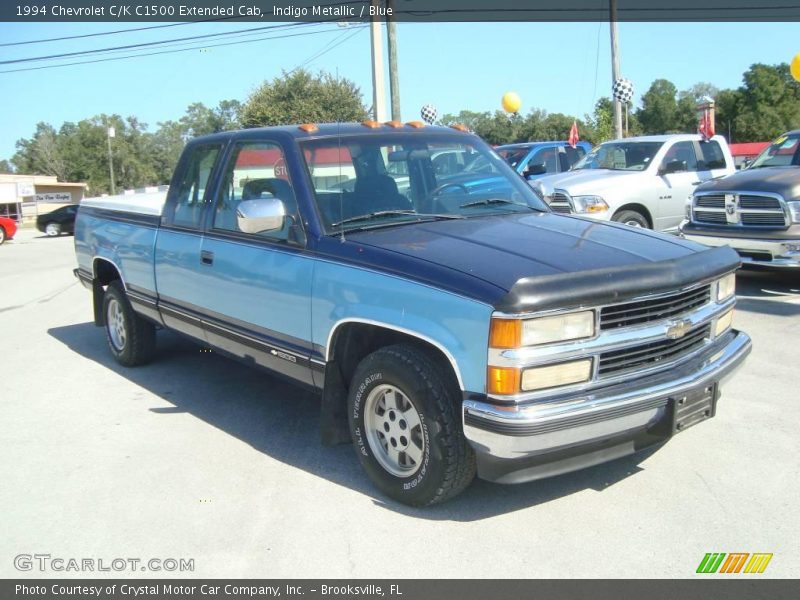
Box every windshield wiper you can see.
[331,210,463,229]
[459,198,532,209]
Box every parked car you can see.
[681,129,800,269]
[495,141,592,180]
[532,134,736,232]
[0,216,17,245]
[74,122,750,506]
[36,204,79,236]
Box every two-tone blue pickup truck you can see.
[74,122,751,506]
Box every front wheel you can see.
[612,209,649,228]
[348,344,475,506]
[45,222,61,236]
[103,281,156,367]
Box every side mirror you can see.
[660,160,688,175]
[524,163,547,177]
[236,198,285,234]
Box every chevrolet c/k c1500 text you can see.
[74,122,752,506]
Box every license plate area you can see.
[670,383,718,434]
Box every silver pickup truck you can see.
[532,134,735,232]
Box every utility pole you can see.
[386,0,401,121]
[106,123,116,195]
[610,0,623,139]
[369,0,387,122]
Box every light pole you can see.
[106,123,116,195]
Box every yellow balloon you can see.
[791,53,800,82]
[502,92,522,114]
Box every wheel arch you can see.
[93,257,126,289]
[613,203,653,228]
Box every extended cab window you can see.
[213,142,300,243]
[697,140,727,170]
[167,144,221,229]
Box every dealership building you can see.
[0,173,87,225]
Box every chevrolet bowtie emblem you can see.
[666,319,692,339]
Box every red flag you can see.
[699,109,715,140]
[568,120,579,148]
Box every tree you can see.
[637,79,682,134]
[180,100,241,137]
[733,63,800,141]
[0,159,13,173]
[12,122,68,178]
[239,69,368,127]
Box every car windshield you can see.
[573,141,664,171]
[748,133,800,168]
[300,133,548,233]
[495,147,530,169]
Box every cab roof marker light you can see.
[405,121,426,128]
[298,124,318,133]
[384,120,403,128]
[450,124,470,132]
[361,120,382,129]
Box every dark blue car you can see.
[495,141,592,180]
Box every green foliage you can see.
[0,159,12,173]
[239,69,368,127]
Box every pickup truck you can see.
[681,129,800,269]
[495,140,592,179]
[74,122,752,506]
[531,134,736,232]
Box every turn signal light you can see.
[487,367,521,395]
[489,319,521,349]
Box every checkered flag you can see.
[612,77,634,104]
[420,104,438,124]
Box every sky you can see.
[0,20,799,162]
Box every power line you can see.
[291,26,366,73]
[0,26,357,74]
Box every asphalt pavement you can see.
[1,228,798,578]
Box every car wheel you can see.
[348,344,476,506]
[103,280,156,367]
[45,222,61,236]
[612,209,649,228]
[0,227,5,245]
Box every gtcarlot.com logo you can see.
[14,554,194,573]
[696,552,773,574]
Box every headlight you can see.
[572,195,609,213]
[714,309,734,337]
[490,311,595,348]
[715,273,736,303]
[788,200,800,224]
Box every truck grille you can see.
[599,285,711,330]
[549,192,573,214]
[692,192,787,228]
[598,324,711,377]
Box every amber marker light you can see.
[298,123,319,133]
[487,366,521,395]
[405,121,426,128]
[361,120,382,128]
[384,120,403,128]
[450,124,470,132]
[489,319,522,349]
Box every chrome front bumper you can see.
[681,233,800,268]
[463,330,751,483]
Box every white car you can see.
[532,134,735,233]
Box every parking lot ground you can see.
[1,228,799,578]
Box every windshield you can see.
[573,141,664,171]
[748,133,800,168]
[300,133,548,233]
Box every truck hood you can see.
[537,169,641,196]
[322,213,739,312]
[695,166,800,200]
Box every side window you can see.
[661,141,698,172]
[168,145,221,229]
[530,147,559,173]
[562,146,586,170]
[697,140,727,170]
[213,142,299,242]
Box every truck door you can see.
[155,142,225,342]
[194,139,316,387]
[655,141,701,232]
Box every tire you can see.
[348,344,476,506]
[103,280,156,367]
[0,227,5,245]
[612,209,649,228]
[45,222,61,236]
